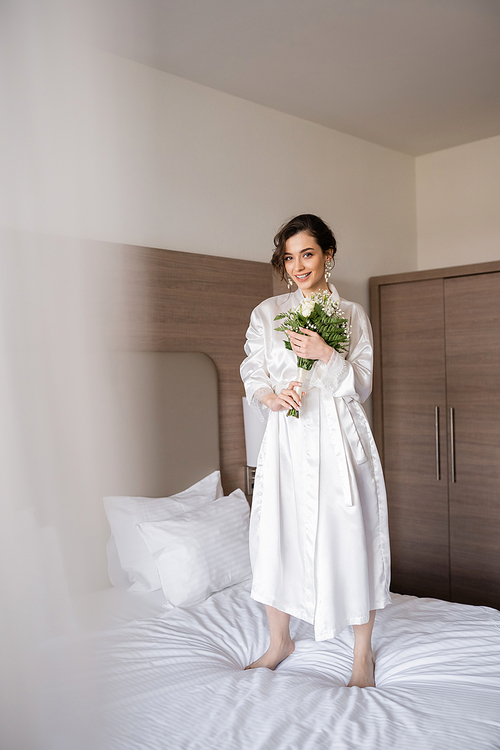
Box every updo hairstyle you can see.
[271,214,337,282]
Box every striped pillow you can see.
[136,490,251,607]
[104,471,223,592]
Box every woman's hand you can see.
[261,382,305,412]
[287,328,333,364]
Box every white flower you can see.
[300,298,315,317]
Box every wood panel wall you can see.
[113,243,274,496]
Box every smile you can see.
[295,272,311,280]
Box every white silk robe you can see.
[240,283,392,641]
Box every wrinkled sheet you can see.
[71,587,170,632]
[76,582,500,750]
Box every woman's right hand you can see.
[262,382,304,412]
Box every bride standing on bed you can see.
[240,214,392,689]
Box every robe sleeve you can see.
[308,302,373,403]
[240,306,274,419]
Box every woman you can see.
[240,214,391,688]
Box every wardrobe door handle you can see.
[435,406,441,481]
[449,407,456,483]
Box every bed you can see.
[49,580,500,750]
[42,350,500,750]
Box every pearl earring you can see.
[286,274,294,290]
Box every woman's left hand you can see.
[286,328,333,364]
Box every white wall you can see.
[1,43,417,310]
[416,135,500,270]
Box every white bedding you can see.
[71,587,170,632]
[75,581,500,750]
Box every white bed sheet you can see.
[71,587,171,632]
[80,581,500,750]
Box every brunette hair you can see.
[271,214,337,281]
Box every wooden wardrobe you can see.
[370,260,500,610]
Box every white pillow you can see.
[104,471,223,592]
[106,534,131,589]
[136,489,251,608]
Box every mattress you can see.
[49,581,500,750]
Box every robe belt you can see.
[322,396,355,507]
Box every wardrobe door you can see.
[444,272,500,609]
[380,279,450,600]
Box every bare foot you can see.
[347,650,376,688]
[244,639,295,670]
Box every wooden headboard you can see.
[110,241,277,496]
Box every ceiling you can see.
[70,0,500,155]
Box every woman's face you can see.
[284,231,332,296]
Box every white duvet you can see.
[64,581,499,750]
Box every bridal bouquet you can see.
[274,290,351,417]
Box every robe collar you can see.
[290,281,341,306]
